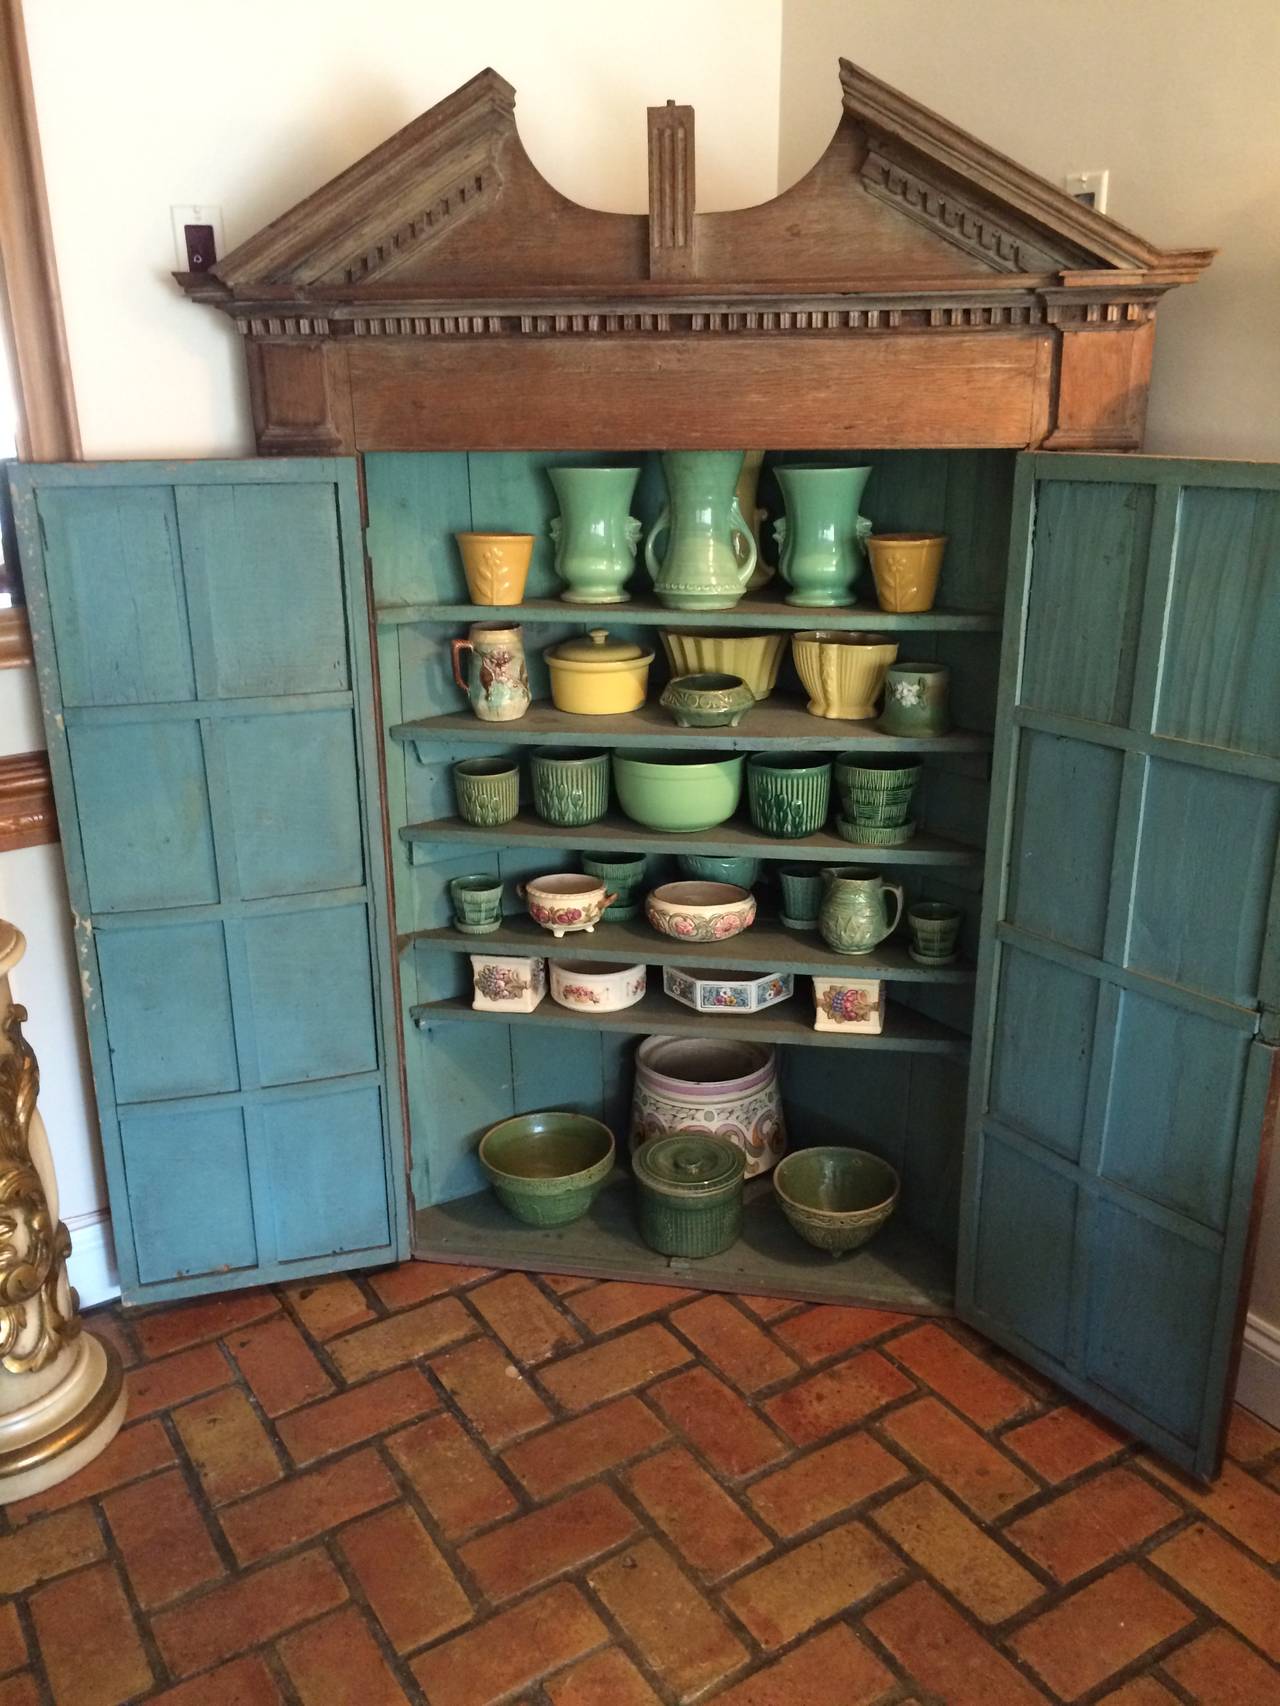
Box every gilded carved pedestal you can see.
[0,922,123,1503]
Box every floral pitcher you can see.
[818,866,904,956]
[644,451,758,611]
[450,623,530,722]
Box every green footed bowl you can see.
[772,1145,899,1256]
[479,1112,615,1227]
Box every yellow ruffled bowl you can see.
[792,631,899,720]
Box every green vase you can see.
[548,466,642,605]
[644,451,757,611]
[773,466,872,608]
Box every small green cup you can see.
[450,875,504,935]
[453,757,520,826]
[880,662,951,737]
[529,747,610,827]
[778,865,824,931]
[583,851,649,922]
[907,900,962,964]
[746,754,832,839]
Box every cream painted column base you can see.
[0,1333,124,1503]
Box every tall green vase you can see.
[644,451,758,611]
[548,466,642,604]
[773,465,872,608]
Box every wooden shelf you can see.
[411,990,969,1052]
[413,1172,954,1314]
[400,811,983,867]
[377,595,1001,634]
[392,696,994,755]
[406,915,972,982]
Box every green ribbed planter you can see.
[746,754,832,839]
[453,757,520,826]
[529,747,610,827]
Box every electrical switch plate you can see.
[1063,170,1109,214]
[171,205,225,272]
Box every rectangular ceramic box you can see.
[811,975,884,1033]
[663,966,793,1013]
[470,955,547,1013]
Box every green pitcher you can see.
[774,465,872,607]
[644,451,758,611]
[818,866,904,956]
[548,466,642,604]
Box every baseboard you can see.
[65,1209,120,1309]
[1235,1310,1280,1427]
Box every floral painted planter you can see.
[663,967,793,1014]
[811,975,884,1034]
[470,955,547,1013]
[645,881,756,943]
[550,960,646,1012]
[520,873,615,938]
[631,1035,786,1178]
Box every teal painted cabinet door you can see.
[11,460,408,1304]
[963,454,1280,1478]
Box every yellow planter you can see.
[545,629,654,715]
[455,532,535,605]
[792,631,899,720]
[867,533,947,613]
[659,629,787,701]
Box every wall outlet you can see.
[171,204,224,272]
[1063,170,1109,214]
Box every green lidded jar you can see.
[633,1133,745,1258]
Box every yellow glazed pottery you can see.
[660,630,787,701]
[792,631,899,720]
[867,533,947,613]
[455,532,535,605]
[545,629,654,715]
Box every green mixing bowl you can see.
[612,750,744,832]
[478,1112,615,1227]
[772,1145,899,1257]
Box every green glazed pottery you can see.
[612,750,744,832]
[678,854,761,888]
[880,661,951,736]
[773,465,872,607]
[452,757,520,827]
[746,754,832,839]
[633,1132,745,1258]
[449,874,503,935]
[908,900,963,965]
[478,1111,616,1228]
[837,817,915,848]
[778,864,824,931]
[529,747,610,827]
[835,757,921,827]
[660,672,755,728]
[548,465,642,604]
[818,866,905,955]
[582,851,649,922]
[772,1146,899,1256]
[644,451,757,611]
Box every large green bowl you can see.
[773,1145,899,1257]
[478,1112,615,1227]
[612,750,744,832]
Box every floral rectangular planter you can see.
[663,966,793,1014]
[811,975,884,1033]
[470,955,547,1013]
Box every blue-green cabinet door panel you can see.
[11,460,408,1304]
[963,456,1280,1478]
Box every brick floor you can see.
[3,1259,1276,1705]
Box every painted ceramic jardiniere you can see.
[746,754,832,839]
[454,532,535,605]
[449,875,503,935]
[612,751,743,833]
[550,959,646,1012]
[519,873,616,938]
[792,631,898,720]
[582,852,648,923]
[646,881,756,943]
[644,451,758,611]
[880,661,951,736]
[547,466,642,604]
[452,757,520,827]
[634,1133,745,1258]
[479,1112,615,1228]
[818,866,905,956]
[778,865,824,931]
[544,629,653,715]
[868,533,947,613]
[908,900,963,965]
[451,623,530,722]
[660,630,787,701]
[773,465,872,607]
[529,748,610,827]
[470,955,547,1013]
[811,976,884,1033]
[660,672,754,728]
[631,1036,786,1178]
[772,1146,899,1256]
[677,854,760,889]
[663,966,792,1014]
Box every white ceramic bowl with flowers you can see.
[519,873,616,937]
[645,881,757,943]
[550,960,647,1013]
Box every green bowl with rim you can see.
[772,1145,899,1256]
[478,1112,616,1227]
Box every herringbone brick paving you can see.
[3,1262,1279,1705]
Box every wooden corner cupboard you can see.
[7,62,1276,1480]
